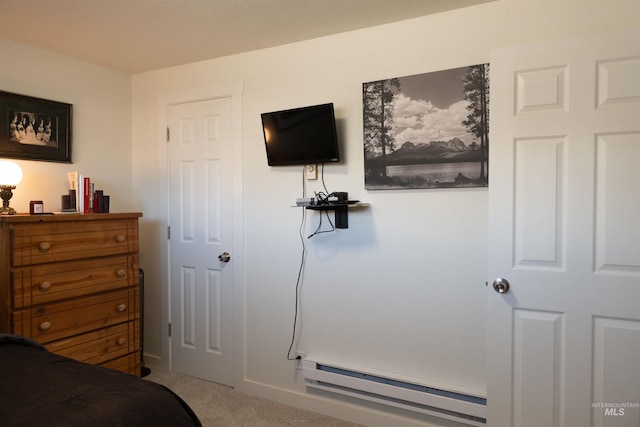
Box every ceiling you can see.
[0,0,493,74]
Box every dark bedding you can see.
[0,334,201,427]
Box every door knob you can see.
[218,252,231,263]
[493,278,510,294]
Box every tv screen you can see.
[261,103,340,166]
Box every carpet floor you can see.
[144,368,363,427]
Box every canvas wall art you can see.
[363,64,489,190]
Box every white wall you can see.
[1,0,638,426]
[0,39,133,213]
[131,1,639,426]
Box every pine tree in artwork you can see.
[363,78,401,181]
[462,64,490,181]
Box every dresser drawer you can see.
[45,321,140,366]
[11,255,139,309]
[10,219,139,267]
[12,287,139,344]
[101,352,141,376]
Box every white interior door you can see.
[168,97,234,386]
[488,31,640,427]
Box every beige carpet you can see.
[144,368,363,427]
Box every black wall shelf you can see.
[305,201,368,229]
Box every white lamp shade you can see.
[0,160,23,186]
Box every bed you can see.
[0,334,202,427]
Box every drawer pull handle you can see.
[116,269,126,278]
[116,304,127,313]
[39,321,52,331]
[115,235,126,243]
[117,337,127,346]
[39,281,52,291]
[38,242,51,251]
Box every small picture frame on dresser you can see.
[29,200,44,214]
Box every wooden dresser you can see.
[0,212,142,376]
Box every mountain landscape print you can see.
[363,64,489,189]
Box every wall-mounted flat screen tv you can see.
[261,103,340,166]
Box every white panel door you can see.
[488,31,640,427]
[168,97,234,386]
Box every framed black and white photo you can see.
[0,91,72,163]
[363,64,489,190]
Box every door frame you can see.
[158,82,244,386]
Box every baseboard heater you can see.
[302,358,486,426]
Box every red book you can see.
[83,177,91,213]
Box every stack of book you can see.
[67,172,110,213]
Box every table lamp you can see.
[0,160,23,215]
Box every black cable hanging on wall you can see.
[286,166,308,361]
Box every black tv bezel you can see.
[261,103,340,166]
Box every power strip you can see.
[295,197,315,206]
